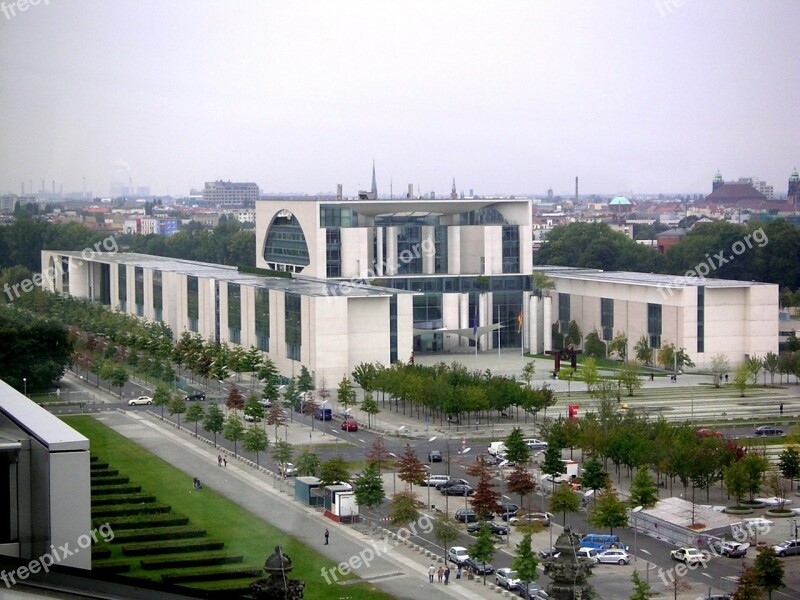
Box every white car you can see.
[128,395,153,406]
[448,546,470,566]
[424,475,450,487]
[278,463,298,477]
[755,497,792,506]
[494,567,521,590]
[742,517,774,528]
[576,547,599,564]
[597,548,631,565]
[670,547,707,565]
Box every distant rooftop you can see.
[550,269,771,289]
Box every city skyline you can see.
[1,1,799,198]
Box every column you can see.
[530,295,540,355]
[543,295,553,352]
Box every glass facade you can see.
[153,270,162,321]
[134,267,144,317]
[434,226,448,274]
[320,205,359,227]
[255,288,270,351]
[263,212,310,273]
[697,286,705,353]
[647,303,662,349]
[228,283,241,344]
[558,293,571,334]
[413,293,443,353]
[601,298,614,342]
[187,276,199,332]
[460,206,508,225]
[396,225,423,274]
[285,292,301,361]
[502,226,520,273]
[389,296,398,363]
[326,228,341,278]
[493,291,522,348]
[117,264,126,311]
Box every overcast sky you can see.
[1,1,798,198]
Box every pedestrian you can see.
[223,456,227,467]
[324,528,329,545]
[649,372,654,381]
[725,373,729,383]
[437,566,443,583]
[192,477,198,490]
[428,564,435,583]
[780,402,784,415]
[444,566,450,585]
[456,565,462,580]
[217,455,222,467]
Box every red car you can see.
[341,420,358,432]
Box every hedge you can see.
[90,462,109,470]
[92,559,131,574]
[96,514,188,530]
[89,468,119,478]
[92,503,172,518]
[92,493,156,507]
[140,552,243,570]
[122,539,225,556]
[91,476,130,486]
[91,548,112,560]
[111,526,206,544]
[161,565,263,584]
[91,485,142,496]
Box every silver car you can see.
[597,548,631,565]
[773,539,800,557]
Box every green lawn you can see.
[64,416,393,600]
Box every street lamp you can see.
[501,494,514,547]
[23,378,27,398]
[388,452,398,496]
[631,506,643,564]
[427,436,438,510]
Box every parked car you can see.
[754,496,792,506]
[596,548,631,565]
[524,438,548,451]
[428,450,442,462]
[537,546,557,559]
[341,419,358,432]
[467,521,509,536]
[710,540,748,558]
[454,509,477,523]
[464,557,494,575]
[509,512,551,527]
[580,533,626,551]
[424,475,450,487]
[495,567,521,590]
[741,517,774,529]
[693,595,731,600]
[447,546,470,566]
[754,425,784,436]
[185,391,206,401]
[518,581,550,599]
[259,398,272,408]
[488,441,507,456]
[695,428,723,438]
[278,463,298,477]
[498,503,520,519]
[773,539,800,557]
[670,547,707,565]
[128,395,153,406]
[576,548,599,564]
[443,484,474,496]
[244,413,261,422]
[436,478,469,491]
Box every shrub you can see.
[92,559,131,574]
[91,476,130,486]
[92,493,156,507]
[140,552,243,570]
[111,526,206,544]
[122,539,224,556]
[91,503,172,518]
[91,485,142,496]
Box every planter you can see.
[765,509,794,518]
[723,506,754,515]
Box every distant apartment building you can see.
[123,217,180,236]
[203,181,260,206]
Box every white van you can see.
[488,442,507,456]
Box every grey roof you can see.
[551,269,771,289]
[0,379,89,451]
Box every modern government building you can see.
[41,192,778,383]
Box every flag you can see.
[517,311,523,333]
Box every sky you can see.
[1,1,799,198]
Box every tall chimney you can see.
[407,183,414,199]
[336,184,343,200]
[575,176,579,203]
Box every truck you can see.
[488,441,507,456]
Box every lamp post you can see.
[428,436,438,510]
[501,494,514,547]
[388,452,398,496]
[23,378,27,398]
[631,506,643,564]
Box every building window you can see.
[320,205,359,228]
[153,270,163,321]
[263,211,310,273]
[502,226,520,273]
[214,281,220,343]
[134,267,144,317]
[285,293,301,361]
[601,298,614,342]
[228,283,241,344]
[397,225,423,274]
[434,226,448,274]
[697,286,705,353]
[98,263,111,305]
[255,288,270,352]
[558,293,570,334]
[187,276,199,332]
[390,295,398,362]
[493,291,523,349]
[117,265,126,311]
[647,303,662,349]
[326,228,341,278]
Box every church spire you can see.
[370,161,377,199]
[450,177,457,199]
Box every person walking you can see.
[444,566,450,585]
[324,528,329,545]
[780,402,784,415]
[456,565,462,580]
[437,566,443,583]
[217,455,222,467]
[223,456,227,467]
[428,564,435,583]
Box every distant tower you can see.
[575,176,579,203]
[547,188,554,201]
[336,184,343,200]
[713,170,724,191]
[450,178,457,199]
[407,183,414,199]
[370,161,377,199]
[789,167,800,209]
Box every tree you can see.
[753,546,785,599]
[764,351,780,385]
[732,564,762,600]
[243,425,268,468]
[319,455,350,487]
[504,427,531,464]
[168,394,186,429]
[367,438,391,474]
[360,391,380,428]
[541,444,566,491]
[267,404,286,441]
[297,365,314,393]
[709,353,730,388]
[633,335,652,365]
[431,515,460,564]
[629,468,659,509]
[259,357,281,405]
[723,460,750,507]
[223,416,245,457]
[243,393,265,423]
[396,443,426,496]
[512,533,540,595]
[470,468,502,518]
[152,381,171,419]
[282,377,300,413]
[732,363,750,397]
[203,403,225,448]
[565,320,583,348]
[742,452,770,502]
[337,375,357,414]
[549,482,580,527]
[295,450,320,477]
[609,331,628,360]
[388,492,419,528]
[185,402,205,437]
[521,361,536,389]
[589,484,628,535]
[557,366,576,396]
[108,365,129,397]
[618,361,643,397]
[353,462,385,523]
[226,384,245,413]
[580,357,601,393]
[531,272,555,297]
[746,355,763,385]
[657,343,675,371]
[468,523,496,585]
[584,330,606,359]
[779,446,800,492]
[272,440,294,474]
[507,464,537,511]
[581,456,608,504]
[629,569,655,600]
